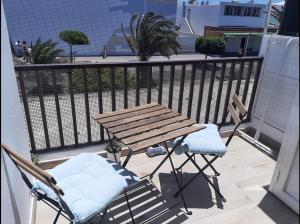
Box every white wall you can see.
[177,4,220,35]
[218,2,267,28]
[250,35,299,143]
[176,2,268,36]
[1,1,33,224]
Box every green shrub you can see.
[195,36,226,58]
[70,68,136,93]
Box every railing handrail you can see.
[14,56,263,71]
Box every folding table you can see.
[93,102,205,214]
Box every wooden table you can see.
[93,102,205,214]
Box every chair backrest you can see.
[228,94,248,126]
[1,144,64,196]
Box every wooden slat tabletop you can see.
[93,102,205,153]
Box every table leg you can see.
[149,135,188,179]
[122,149,133,168]
[106,129,118,163]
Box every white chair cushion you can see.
[32,153,140,223]
[172,124,227,156]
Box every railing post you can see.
[213,62,226,124]
[246,59,263,121]
[18,71,36,152]
[123,67,128,109]
[168,65,175,109]
[221,62,236,124]
[111,67,116,111]
[158,65,163,105]
[178,64,186,114]
[187,63,197,118]
[97,68,104,141]
[204,63,217,123]
[51,70,64,147]
[68,69,79,145]
[242,61,254,104]
[196,62,207,123]
[147,66,152,104]
[136,66,140,106]
[83,68,91,143]
[35,70,50,149]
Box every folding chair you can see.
[1,144,140,224]
[172,94,248,202]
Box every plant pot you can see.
[107,151,121,164]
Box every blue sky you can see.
[178,0,284,4]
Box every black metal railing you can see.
[14,57,263,153]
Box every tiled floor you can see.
[34,137,299,224]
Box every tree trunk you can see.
[205,54,208,59]
[69,45,73,63]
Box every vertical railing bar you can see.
[123,67,128,109]
[18,71,36,152]
[187,63,196,118]
[35,70,50,149]
[231,60,245,123]
[221,62,236,124]
[242,61,254,104]
[246,60,262,121]
[147,66,152,103]
[213,62,226,124]
[235,61,245,95]
[196,62,207,123]
[97,68,104,141]
[168,65,175,109]
[68,69,78,145]
[177,64,186,114]
[111,67,116,111]
[83,68,91,143]
[51,70,64,147]
[158,65,163,104]
[136,66,140,106]
[204,62,217,123]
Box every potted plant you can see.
[105,138,122,164]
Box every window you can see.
[224,5,261,17]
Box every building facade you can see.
[176,1,274,56]
[2,0,177,56]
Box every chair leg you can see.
[98,206,109,224]
[163,142,192,215]
[175,153,195,171]
[53,209,62,224]
[175,152,226,202]
[124,190,135,224]
[200,154,220,176]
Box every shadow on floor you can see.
[258,185,299,224]
[159,172,224,210]
[91,179,189,224]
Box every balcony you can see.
[2,17,299,224]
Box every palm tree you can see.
[26,38,63,64]
[270,5,284,25]
[122,12,181,87]
[121,12,181,62]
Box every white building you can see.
[176,1,277,56]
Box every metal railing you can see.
[15,56,263,153]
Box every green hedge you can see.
[195,36,226,57]
[70,68,136,93]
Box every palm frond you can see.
[122,11,181,61]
